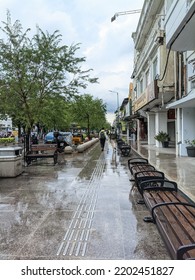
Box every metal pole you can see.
[109,90,120,137]
[111,9,141,22]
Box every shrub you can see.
[0,137,15,145]
[185,139,195,147]
[154,131,169,142]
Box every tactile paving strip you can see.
[57,153,105,257]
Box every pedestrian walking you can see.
[99,127,107,151]
[32,133,38,144]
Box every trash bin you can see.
[0,146,23,177]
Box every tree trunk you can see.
[25,128,31,152]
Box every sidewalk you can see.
[0,138,194,260]
[130,140,195,203]
[0,140,170,260]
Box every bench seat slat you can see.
[149,191,195,230]
[130,164,155,175]
[143,189,195,259]
[154,203,195,259]
[144,191,195,233]
[155,212,194,259]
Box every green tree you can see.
[70,94,107,138]
[0,12,98,148]
[40,97,72,131]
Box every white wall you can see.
[180,107,195,155]
[165,0,188,46]
[147,112,155,145]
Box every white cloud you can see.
[0,0,144,113]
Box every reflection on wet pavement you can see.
[131,142,195,202]
[0,140,170,259]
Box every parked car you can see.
[44,132,55,144]
[44,131,73,148]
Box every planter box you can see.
[0,146,23,177]
[186,146,195,157]
[162,141,169,148]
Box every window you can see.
[145,69,149,87]
[140,79,143,95]
[153,58,158,79]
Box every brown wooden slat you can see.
[155,208,195,259]
[143,190,195,259]
[131,164,155,175]
[31,144,57,152]
[158,192,195,227]
[27,154,55,157]
[145,191,195,234]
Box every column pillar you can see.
[147,112,155,145]
[155,110,168,147]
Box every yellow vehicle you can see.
[71,127,83,145]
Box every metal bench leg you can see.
[54,152,58,165]
[26,157,31,166]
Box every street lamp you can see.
[109,90,120,137]
[111,9,142,22]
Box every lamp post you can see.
[109,90,120,137]
[111,9,142,22]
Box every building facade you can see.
[165,0,195,156]
[130,0,176,148]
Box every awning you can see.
[167,3,195,51]
[166,91,195,108]
[124,114,142,121]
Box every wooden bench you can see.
[128,158,160,194]
[134,170,165,194]
[120,144,131,156]
[116,140,131,156]
[128,157,148,171]
[139,179,195,260]
[117,139,126,149]
[128,158,150,177]
[25,144,59,165]
[130,163,156,176]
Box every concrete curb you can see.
[76,138,99,153]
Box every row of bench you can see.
[116,139,131,156]
[128,157,195,260]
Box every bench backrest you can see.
[31,144,57,151]
[139,179,178,195]
[134,170,165,194]
[135,170,165,181]
[128,158,148,170]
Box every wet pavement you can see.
[131,140,195,203]
[0,139,181,260]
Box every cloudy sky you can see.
[0,0,144,123]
